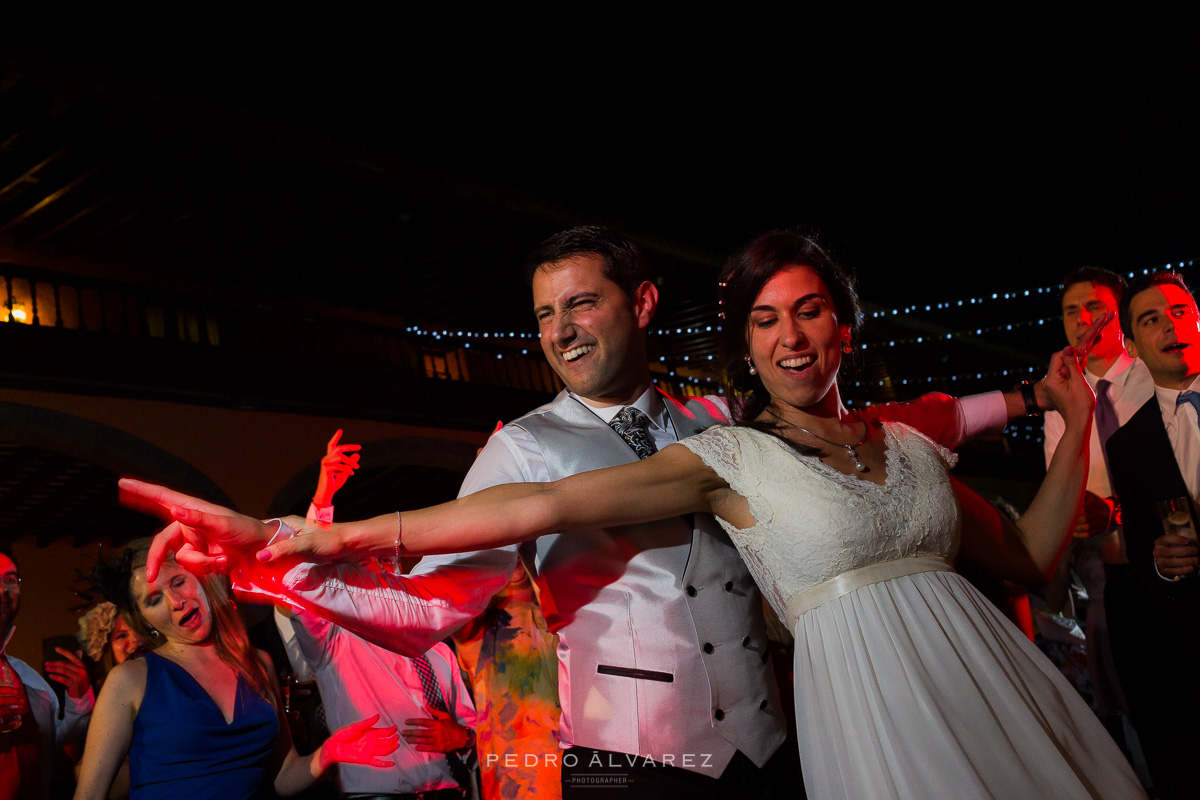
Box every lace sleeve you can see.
[678,425,743,483]
[889,422,959,470]
[677,426,774,532]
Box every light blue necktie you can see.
[1176,391,1200,428]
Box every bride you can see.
[124,229,1144,799]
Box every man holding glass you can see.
[0,544,94,800]
[1105,271,1200,800]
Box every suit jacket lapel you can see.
[1117,398,1186,496]
[1108,397,1191,592]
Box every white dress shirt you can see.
[285,613,477,794]
[1043,352,1155,500]
[1,627,94,798]
[1153,374,1200,505]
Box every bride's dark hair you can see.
[716,227,863,446]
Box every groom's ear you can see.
[632,281,659,328]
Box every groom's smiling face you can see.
[532,254,656,406]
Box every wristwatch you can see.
[1017,380,1040,417]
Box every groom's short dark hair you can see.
[524,226,652,299]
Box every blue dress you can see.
[128,652,279,799]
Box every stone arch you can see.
[0,399,234,509]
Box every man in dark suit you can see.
[1105,270,1200,800]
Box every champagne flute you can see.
[0,657,23,733]
[1156,497,1198,544]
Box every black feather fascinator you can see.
[89,547,137,614]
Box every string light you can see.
[406,326,539,339]
[396,256,1188,421]
[859,364,1041,388]
[866,258,1193,320]
[859,316,1058,350]
[870,286,1056,319]
[402,258,1191,343]
[408,325,1047,389]
[403,325,724,339]
[1005,425,1044,444]
[413,331,1044,389]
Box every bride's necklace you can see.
[769,410,870,472]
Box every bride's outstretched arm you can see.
[263,442,726,561]
[956,346,1095,585]
[122,444,728,575]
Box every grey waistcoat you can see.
[513,390,786,775]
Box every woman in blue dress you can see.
[74,539,399,800]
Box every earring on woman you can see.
[745,355,757,376]
[842,339,853,354]
[149,628,159,638]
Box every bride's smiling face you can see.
[746,265,850,413]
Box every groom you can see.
[130,226,1019,798]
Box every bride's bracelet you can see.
[400,513,410,575]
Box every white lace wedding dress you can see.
[680,422,1144,800]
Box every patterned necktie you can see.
[609,406,658,459]
[1094,379,1119,476]
[411,653,473,789]
[412,654,448,713]
[1176,391,1200,428]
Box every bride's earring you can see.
[745,355,757,376]
[842,338,853,354]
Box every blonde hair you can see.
[123,539,274,704]
[77,602,121,663]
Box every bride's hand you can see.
[1042,346,1095,429]
[255,516,354,563]
[119,478,275,581]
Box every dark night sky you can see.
[267,12,1199,302]
[10,9,1200,312]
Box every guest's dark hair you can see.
[523,226,653,299]
[1119,271,1193,339]
[1058,267,1127,302]
[716,227,863,443]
